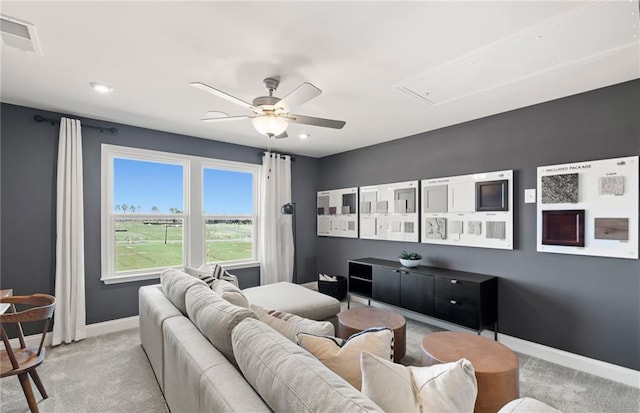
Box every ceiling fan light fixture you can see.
[251,115,288,137]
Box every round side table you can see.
[337,306,406,362]
[421,331,519,413]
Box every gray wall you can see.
[0,103,318,325]
[316,80,640,370]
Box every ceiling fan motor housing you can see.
[252,96,281,107]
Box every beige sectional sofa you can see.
[139,269,559,413]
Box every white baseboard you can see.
[85,315,139,337]
[494,333,640,389]
[351,296,640,389]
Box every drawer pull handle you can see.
[451,280,458,284]
[450,300,457,305]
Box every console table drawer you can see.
[435,278,479,304]
[434,297,479,330]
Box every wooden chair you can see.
[1,294,56,413]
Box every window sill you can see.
[101,261,261,284]
[101,272,161,285]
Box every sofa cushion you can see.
[161,268,208,314]
[139,284,183,391]
[212,279,250,308]
[360,352,477,413]
[242,281,340,320]
[498,397,562,413]
[232,318,383,413]
[251,304,334,342]
[296,328,394,390]
[162,317,270,413]
[185,284,256,363]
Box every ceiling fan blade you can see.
[200,115,252,122]
[283,114,346,129]
[190,82,258,112]
[274,131,288,139]
[277,82,322,111]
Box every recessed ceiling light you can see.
[90,82,113,94]
[298,133,310,140]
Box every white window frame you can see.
[202,161,258,267]
[101,144,260,284]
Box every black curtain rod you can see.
[34,115,118,134]
[260,151,296,162]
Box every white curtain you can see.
[258,152,294,285]
[52,117,86,345]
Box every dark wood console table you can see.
[348,258,498,339]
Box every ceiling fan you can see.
[190,77,346,139]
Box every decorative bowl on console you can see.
[399,251,422,268]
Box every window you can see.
[101,145,259,284]
[203,167,255,264]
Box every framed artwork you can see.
[537,156,638,259]
[421,169,513,250]
[360,180,419,242]
[317,187,358,238]
[476,179,509,211]
[542,210,585,247]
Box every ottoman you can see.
[421,331,519,413]
[337,306,406,362]
[242,282,341,321]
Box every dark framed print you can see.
[476,179,509,211]
[542,210,585,247]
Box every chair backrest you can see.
[1,294,56,370]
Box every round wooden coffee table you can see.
[337,306,406,362]
[421,331,519,413]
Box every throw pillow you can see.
[360,352,478,413]
[211,279,250,308]
[232,318,384,413]
[185,283,256,364]
[251,304,334,342]
[296,328,393,390]
[210,263,240,286]
[184,264,240,287]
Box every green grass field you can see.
[115,220,253,272]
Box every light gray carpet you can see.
[400,318,640,413]
[1,320,639,412]
[0,329,168,413]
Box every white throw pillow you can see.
[211,279,250,308]
[251,304,334,342]
[360,351,478,413]
[296,328,393,390]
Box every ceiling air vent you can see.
[0,14,42,54]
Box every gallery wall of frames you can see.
[318,156,638,260]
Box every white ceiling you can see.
[1,1,639,158]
